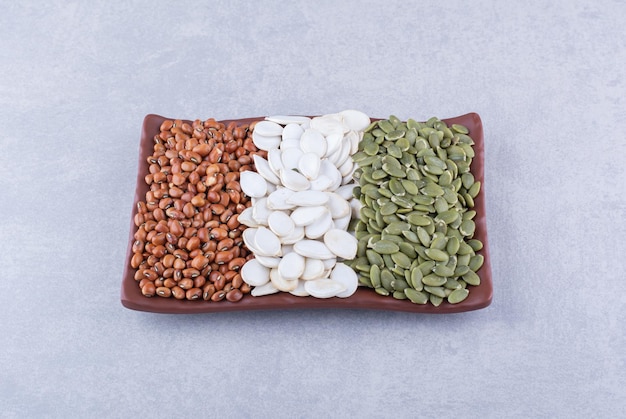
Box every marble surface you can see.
[1,0,624,417]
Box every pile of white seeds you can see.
[238,111,371,298]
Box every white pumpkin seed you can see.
[267,210,295,237]
[301,258,326,280]
[237,206,258,227]
[304,211,334,239]
[280,225,305,245]
[281,244,293,254]
[335,184,357,201]
[240,171,268,198]
[251,281,279,297]
[286,190,329,206]
[281,147,303,169]
[254,120,284,136]
[267,148,283,175]
[293,240,335,259]
[326,137,345,166]
[254,227,282,257]
[266,187,296,210]
[289,280,310,296]
[279,138,302,150]
[349,129,361,155]
[242,228,260,253]
[300,129,327,157]
[290,206,328,226]
[324,131,343,157]
[270,268,298,292]
[253,155,280,184]
[330,263,358,298]
[322,257,337,270]
[310,114,346,136]
[251,131,281,151]
[350,197,362,218]
[298,152,321,180]
[251,197,271,225]
[318,160,342,191]
[332,213,351,230]
[304,279,346,298]
[282,123,304,140]
[265,115,311,125]
[326,192,351,218]
[334,133,354,167]
[254,255,281,268]
[338,157,354,177]
[339,110,371,131]
[240,259,270,287]
[324,228,358,260]
[278,252,305,280]
[309,174,334,191]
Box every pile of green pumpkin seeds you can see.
[349,116,484,306]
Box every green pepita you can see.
[424,286,446,298]
[459,219,476,237]
[366,249,384,267]
[391,252,412,269]
[424,248,449,262]
[462,270,481,286]
[371,240,400,254]
[451,124,469,134]
[398,242,418,259]
[391,278,409,292]
[429,236,447,251]
[387,143,403,158]
[405,288,428,304]
[369,264,382,287]
[409,267,423,290]
[446,236,460,255]
[422,274,447,287]
[380,202,398,216]
[461,173,475,189]
[380,269,395,291]
[468,181,481,198]
[436,209,459,225]
[358,275,373,287]
[454,265,470,276]
[421,183,444,197]
[416,227,431,247]
[363,141,379,156]
[402,230,419,243]
[444,278,462,290]
[433,264,455,278]
[407,213,432,226]
[469,254,485,272]
[467,239,483,251]
[388,178,405,196]
[447,288,469,304]
[392,290,408,300]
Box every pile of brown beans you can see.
[131,117,266,302]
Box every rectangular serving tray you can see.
[121,113,492,313]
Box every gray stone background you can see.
[1,0,624,417]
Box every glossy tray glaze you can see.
[121,113,492,313]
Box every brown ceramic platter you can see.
[121,112,492,313]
